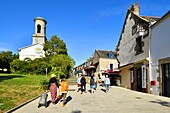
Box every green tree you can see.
[0,51,18,72]
[10,34,75,76]
[28,57,51,75]
[50,54,75,78]
[10,59,27,74]
[43,35,68,57]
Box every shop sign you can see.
[142,64,146,88]
[130,70,133,83]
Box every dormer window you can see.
[109,52,113,58]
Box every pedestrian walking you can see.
[77,74,82,92]
[60,78,69,107]
[104,75,110,93]
[93,73,98,90]
[101,74,105,87]
[90,75,95,94]
[80,75,87,94]
[48,74,59,104]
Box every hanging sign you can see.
[130,70,133,83]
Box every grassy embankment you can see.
[0,74,47,113]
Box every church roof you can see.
[18,43,42,51]
[34,17,47,24]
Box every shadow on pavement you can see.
[55,96,62,104]
[46,100,52,107]
[71,110,81,113]
[101,88,106,93]
[77,88,81,92]
[65,96,72,105]
[150,99,170,107]
[88,89,92,93]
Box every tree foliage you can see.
[43,35,68,57]
[10,59,27,74]
[10,35,75,77]
[0,51,18,72]
[50,54,75,78]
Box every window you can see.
[132,25,137,35]
[110,64,113,70]
[164,64,170,79]
[135,36,144,55]
[37,24,41,33]
[109,52,114,58]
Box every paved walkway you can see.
[12,84,170,113]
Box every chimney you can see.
[130,3,140,15]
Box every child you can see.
[60,78,69,107]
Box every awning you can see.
[118,63,133,69]
[101,69,120,75]
[92,62,99,66]
[84,66,96,70]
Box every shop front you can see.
[84,66,96,76]
[101,69,120,86]
[131,62,148,93]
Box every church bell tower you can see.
[32,17,47,45]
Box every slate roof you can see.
[116,9,160,51]
[141,16,160,22]
[95,50,116,59]
[18,43,42,51]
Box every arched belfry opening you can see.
[32,17,47,45]
[37,24,41,33]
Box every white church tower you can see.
[18,17,47,61]
[32,17,47,45]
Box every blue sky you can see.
[0,0,170,66]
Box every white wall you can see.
[19,44,45,60]
[150,14,170,95]
[120,66,131,89]
[117,13,149,67]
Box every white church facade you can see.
[18,17,47,60]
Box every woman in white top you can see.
[101,74,105,87]
[77,75,81,92]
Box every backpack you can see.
[90,78,95,85]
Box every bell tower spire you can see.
[32,17,47,45]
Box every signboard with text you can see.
[142,65,146,88]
